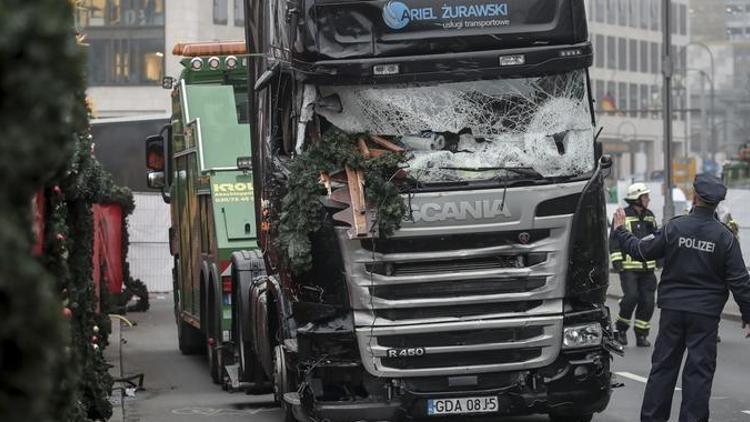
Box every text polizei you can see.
[678,237,716,253]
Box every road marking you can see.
[615,371,682,391]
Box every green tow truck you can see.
[144,41,267,390]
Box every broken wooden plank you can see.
[345,165,369,237]
[370,135,405,152]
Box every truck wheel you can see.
[273,345,296,422]
[233,278,258,383]
[549,413,594,422]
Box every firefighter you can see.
[612,173,750,422]
[610,183,659,347]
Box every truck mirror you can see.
[162,76,175,90]
[237,156,253,171]
[145,134,165,171]
[147,171,166,190]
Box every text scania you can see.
[410,200,512,223]
[404,3,508,22]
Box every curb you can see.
[106,315,125,422]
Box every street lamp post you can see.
[686,42,716,160]
[662,0,675,222]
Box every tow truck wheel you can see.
[273,345,296,422]
[548,413,594,422]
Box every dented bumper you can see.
[298,348,611,421]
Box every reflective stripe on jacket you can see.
[610,206,658,271]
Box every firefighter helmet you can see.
[626,183,651,201]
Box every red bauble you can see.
[52,185,62,196]
[62,307,72,318]
[56,233,65,242]
[91,335,98,343]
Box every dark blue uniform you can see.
[614,200,750,421]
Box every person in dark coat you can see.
[612,173,750,422]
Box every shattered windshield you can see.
[316,70,595,183]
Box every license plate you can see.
[427,396,499,416]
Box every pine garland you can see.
[278,130,408,273]
[0,1,85,421]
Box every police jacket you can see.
[610,205,658,272]
[614,206,750,322]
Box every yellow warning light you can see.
[172,41,247,57]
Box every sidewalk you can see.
[104,315,125,422]
[606,272,743,322]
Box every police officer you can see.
[612,173,750,422]
[610,182,659,347]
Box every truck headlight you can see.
[562,323,603,349]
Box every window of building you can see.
[607,36,617,69]
[606,81,616,106]
[618,82,628,111]
[629,0,638,28]
[640,40,649,73]
[595,0,605,22]
[234,0,245,26]
[606,0,616,24]
[79,0,165,87]
[618,37,627,70]
[87,37,164,86]
[650,42,659,74]
[595,79,605,109]
[618,1,628,26]
[679,4,687,35]
[595,34,605,68]
[640,0,649,29]
[640,84,649,118]
[76,0,165,27]
[214,0,228,25]
[629,83,638,118]
[629,39,638,72]
[650,0,660,31]
[650,85,660,119]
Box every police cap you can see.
[693,173,727,205]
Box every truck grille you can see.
[382,349,543,370]
[374,300,543,321]
[334,185,577,378]
[378,326,545,348]
[371,277,547,300]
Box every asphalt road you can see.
[119,296,750,422]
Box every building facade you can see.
[76,0,245,118]
[687,0,750,162]
[586,0,690,181]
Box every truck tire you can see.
[273,345,297,422]
[549,413,594,422]
[231,250,266,387]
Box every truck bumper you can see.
[301,348,611,421]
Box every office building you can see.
[75,0,245,118]
[586,0,690,180]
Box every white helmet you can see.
[626,183,651,201]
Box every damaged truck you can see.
[234,0,619,420]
